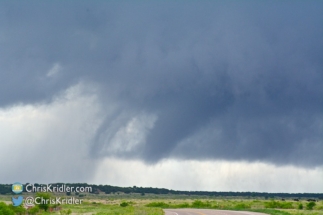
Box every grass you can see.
[1,194,322,215]
[145,199,323,215]
[56,201,164,215]
[248,209,292,215]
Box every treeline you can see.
[1,183,322,199]
[0,184,11,195]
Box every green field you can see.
[1,194,322,215]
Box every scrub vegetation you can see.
[0,194,322,215]
[145,198,322,215]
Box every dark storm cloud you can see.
[1,1,322,166]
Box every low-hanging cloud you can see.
[0,83,102,183]
[0,1,322,169]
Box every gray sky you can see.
[0,1,322,192]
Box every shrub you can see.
[306,202,316,210]
[191,200,211,208]
[265,201,281,208]
[120,202,129,207]
[298,203,303,210]
[60,209,72,215]
[8,204,26,214]
[0,202,14,215]
[28,206,40,215]
[36,192,51,212]
[146,202,169,208]
[175,203,190,208]
[264,201,293,209]
[280,202,293,209]
[234,203,251,209]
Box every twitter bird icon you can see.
[12,196,23,206]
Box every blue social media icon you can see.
[12,196,23,206]
[12,182,23,194]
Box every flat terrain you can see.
[164,209,269,215]
[1,194,323,214]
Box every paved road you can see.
[164,209,268,215]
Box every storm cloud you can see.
[1,1,322,171]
